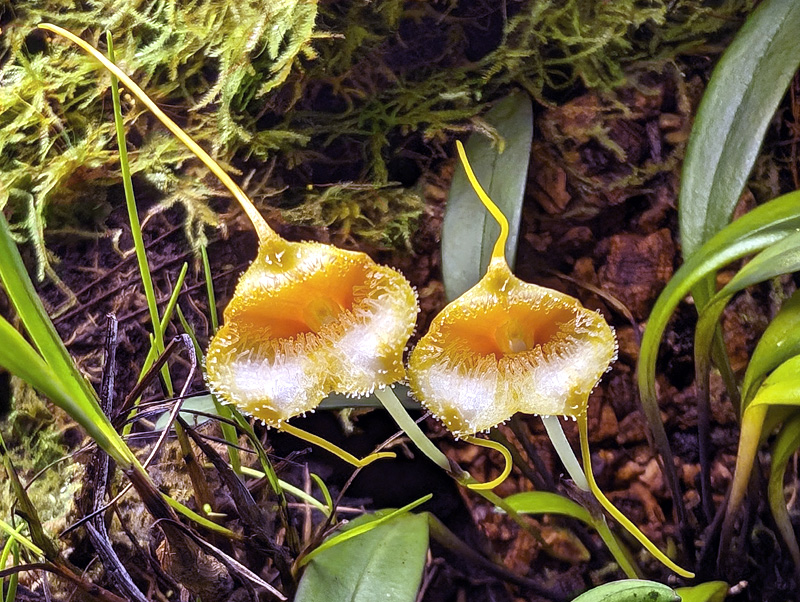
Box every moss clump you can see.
[0,381,82,529]
[0,0,754,278]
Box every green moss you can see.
[0,380,82,529]
[282,183,424,250]
[0,0,755,277]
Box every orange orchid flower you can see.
[407,141,693,578]
[41,24,417,468]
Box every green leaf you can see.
[295,512,429,602]
[153,393,218,431]
[692,231,800,423]
[0,212,98,410]
[638,190,800,514]
[0,316,128,465]
[572,579,681,602]
[570,579,679,602]
[299,494,432,567]
[742,290,800,405]
[749,354,800,409]
[674,581,729,602]
[768,414,800,571]
[442,91,533,300]
[503,491,594,523]
[679,0,800,264]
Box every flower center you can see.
[303,297,345,332]
[494,320,534,354]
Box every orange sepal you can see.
[206,239,418,426]
[409,259,616,437]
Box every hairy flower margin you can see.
[206,237,418,426]
[408,142,617,438]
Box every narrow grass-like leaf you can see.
[201,244,219,333]
[0,519,43,558]
[0,527,21,602]
[107,32,172,396]
[298,495,432,567]
[442,91,532,300]
[295,512,428,602]
[0,213,98,412]
[0,316,129,464]
[679,0,800,264]
[503,491,638,578]
[767,413,800,571]
[310,474,333,514]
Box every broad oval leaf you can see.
[295,512,429,602]
[442,91,533,300]
[570,579,679,602]
[680,0,800,264]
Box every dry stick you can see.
[81,316,149,602]
[0,564,128,602]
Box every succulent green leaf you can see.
[570,579,679,602]
[442,91,533,300]
[638,190,800,511]
[295,511,429,602]
[742,290,800,406]
[680,0,800,265]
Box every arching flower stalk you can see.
[41,24,417,468]
[403,140,693,578]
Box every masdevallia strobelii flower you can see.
[407,140,693,578]
[409,143,617,437]
[40,23,416,468]
[205,237,418,427]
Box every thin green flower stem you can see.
[577,414,694,578]
[373,387,449,472]
[540,415,589,491]
[201,245,219,333]
[122,263,188,436]
[107,32,172,397]
[374,387,548,543]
